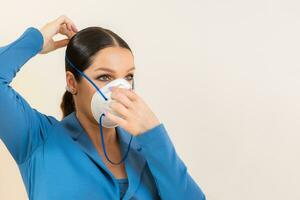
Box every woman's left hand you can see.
[105,87,161,136]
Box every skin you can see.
[39,15,161,179]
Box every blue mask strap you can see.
[65,56,133,165]
[99,114,133,165]
[65,56,108,101]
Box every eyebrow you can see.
[94,66,135,73]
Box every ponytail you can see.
[60,90,75,119]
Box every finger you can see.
[54,39,69,49]
[56,15,78,33]
[111,92,133,109]
[109,101,130,119]
[58,15,72,31]
[111,87,137,102]
[71,24,78,32]
[59,24,76,39]
[105,111,127,127]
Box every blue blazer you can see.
[0,27,206,200]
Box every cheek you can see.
[89,78,109,91]
[86,86,96,106]
[77,83,95,108]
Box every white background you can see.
[0,0,300,199]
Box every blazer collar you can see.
[62,112,147,198]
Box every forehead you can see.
[88,47,134,73]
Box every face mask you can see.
[91,78,132,128]
[65,56,133,165]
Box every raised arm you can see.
[0,16,78,165]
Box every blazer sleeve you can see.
[0,27,58,165]
[134,123,206,200]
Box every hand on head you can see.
[39,15,78,54]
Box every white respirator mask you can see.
[90,78,132,128]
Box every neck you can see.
[75,111,118,149]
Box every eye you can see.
[97,74,111,82]
[126,74,134,81]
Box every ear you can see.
[66,71,78,94]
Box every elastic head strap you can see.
[65,56,108,101]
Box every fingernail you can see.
[73,25,78,31]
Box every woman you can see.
[0,15,205,200]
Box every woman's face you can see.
[66,47,135,125]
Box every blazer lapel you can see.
[117,126,147,199]
[62,112,147,198]
[62,112,114,180]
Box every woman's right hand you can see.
[39,15,78,54]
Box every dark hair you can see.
[60,26,133,119]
